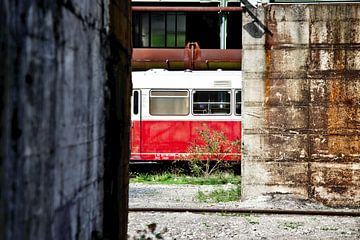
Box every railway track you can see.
[129,207,360,217]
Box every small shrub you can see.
[182,127,241,177]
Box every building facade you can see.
[132,0,242,70]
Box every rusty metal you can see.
[185,42,200,69]
[129,207,360,217]
[132,6,242,12]
[132,44,241,70]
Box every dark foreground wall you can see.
[0,1,131,239]
[242,4,360,207]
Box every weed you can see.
[281,221,304,230]
[243,215,260,225]
[131,172,241,185]
[195,186,241,203]
[203,222,211,228]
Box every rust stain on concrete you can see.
[257,5,360,207]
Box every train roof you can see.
[132,69,242,89]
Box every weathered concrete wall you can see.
[103,0,132,239]
[242,4,360,207]
[0,0,131,239]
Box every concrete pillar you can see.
[242,4,360,207]
[0,0,132,239]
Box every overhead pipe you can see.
[132,47,242,70]
[132,6,243,12]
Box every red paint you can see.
[130,120,241,161]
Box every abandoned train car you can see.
[130,69,242,162]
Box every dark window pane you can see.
[167,14,176,47]
[227,11,242,49]
[193,91,231,115]
[141,13,150,47]
[133,91,139,115]
[151,14,165,47]
[177,14,186,47]
[235,90,241,115]
[186,13,220,49]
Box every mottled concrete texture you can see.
[242,4,360,207]
[0,0,131,240]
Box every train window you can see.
[235,90,241,115]
[133,91,139,115]
[150,90,189,115]
[192,90,231,115]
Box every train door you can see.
[130,90,141,160]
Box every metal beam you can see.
[132,6,243,12]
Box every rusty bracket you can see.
[241,0,273,37]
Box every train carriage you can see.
[130,69,242,162]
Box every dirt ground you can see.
[128,183,360,239]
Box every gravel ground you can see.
[128,183,360,239]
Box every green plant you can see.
[128,223,172,240]
[130,172,241,185]
[195,186,241,203]
[281,221,304,230]
[183,127,241,177]
[243,215,260,225]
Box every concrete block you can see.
[243,161,309,185]
[263,106,308,130]
[310,163,360,207]
[266,48,309,73]
[310,134,360,159]
[243,134,308,160]
[242,49,266,73]
[263,78,309,106]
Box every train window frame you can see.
[149,90,190,116]
[235,90,241,116]
[192,90,231,115]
